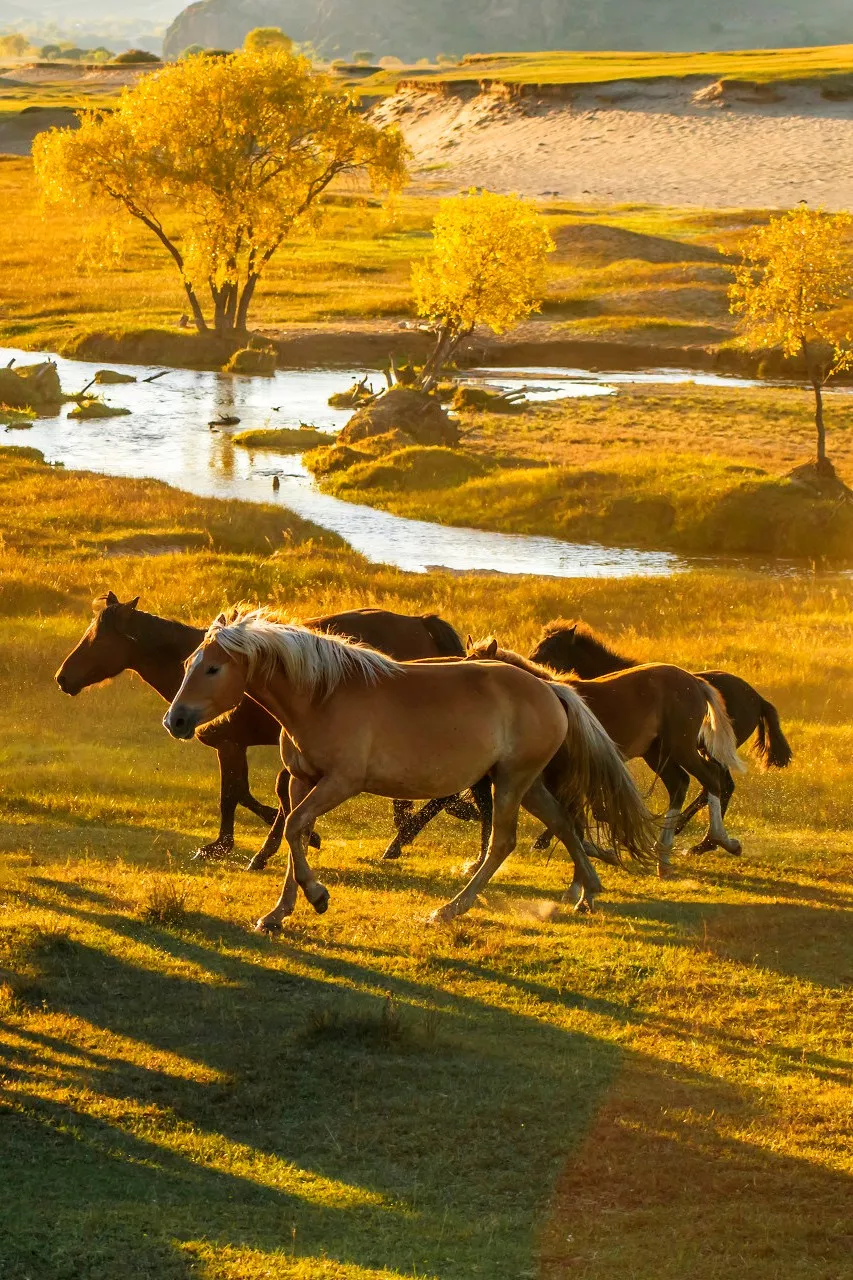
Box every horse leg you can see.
[684,752,742,857]
[649,758,690,879]
[430,774,524,924]
[674,788,708,836]
[381,797,453,861]
[256,774,359,931]
[520,780,603,912]
[193,742,247,860]
[467,777,494,872]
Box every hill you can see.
[163,0,853,62]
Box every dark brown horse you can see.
[467,637,746,877]
[56,594,482,861]
[530,620,792,853]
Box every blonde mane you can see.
[207,609,402,696]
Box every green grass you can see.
[234,426,335,450]
[359,43,853,94]
[0,444,851,1278]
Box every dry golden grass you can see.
[0,443,851,1277]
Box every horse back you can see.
[306,608,463,660]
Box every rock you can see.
[339,386,459,447]
[0,362,63,409]
[94,370,138,385]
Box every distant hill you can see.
[163,0,853,63]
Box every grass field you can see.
[359,43,853,95]
[304,382,853,560]
[0,155,775,356]
[0,443,851,1278]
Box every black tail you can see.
[423,614,466,657]
[754,697,793,769]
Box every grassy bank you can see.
[305,383,853,560]
[0,156,782,361]
[0,442,851,1278]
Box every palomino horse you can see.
[466,637,746,876]
[164,611,656,928]
[530,620,792,853]
[55,594,483,861]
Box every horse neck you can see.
[123,612,205,702]
[573,639,636,678]
[244,667,310,735]
[497,648,558,681]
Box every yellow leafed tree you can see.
[33,50,408,338]
[729,206,853,474]
[412,191,554,390]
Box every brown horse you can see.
[164,611,656,927]
[466,637,745,877]
[55,594,482,861]
[530,619,792,853]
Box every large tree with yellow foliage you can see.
[33,50,407,338]
[729,206,853,473]
[412,191,554,390]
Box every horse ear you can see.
[126,597,140,611]
[567,624,576,636]
[105,591,119,607]
[466,633,474,650]
[215,612,228,627]
[485,638,498,658]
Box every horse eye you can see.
[205,665,220,677]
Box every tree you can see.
[0,34,30,57]
[352,50,374,64]
[729,206,853,474]
[179,44,205,59]
[244,27,292,54]
[412,190,554,390]
[39,44,62,60]
[34,49,408,339]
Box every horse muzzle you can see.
[163,704,201,740]
[55,671,80,696]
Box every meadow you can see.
[1,444,851,1279]
[306,381,853,560]
[0,154,771,357]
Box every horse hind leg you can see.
[651,759,691,879]
[431,774,523,924]
[520,779,603,912]
[685,752,742,856]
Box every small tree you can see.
[244,27,292,54]
[34,49,407,338]
[412,190,554,390]
[352,50,374,64]
[729,206,853,474]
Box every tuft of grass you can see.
[233,425,334,450]
[139,875,193,928]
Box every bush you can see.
[112,49,161,65]
[244,27,292,54]
[223,346,276,375]
[179,44,205,59]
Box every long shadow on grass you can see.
[0,911,621,1280]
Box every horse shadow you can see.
[1,901,621,1280]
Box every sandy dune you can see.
[372,79,853,209]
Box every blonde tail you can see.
[699,682,747,774]
[546,682,658,864]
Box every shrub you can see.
[112,49,161,65]
[244,27,292,54]
[179,44,205,59]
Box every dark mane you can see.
[531,618,637,678]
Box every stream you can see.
[0,346,797,578]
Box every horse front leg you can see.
[193,742,246,860]
[520,780,603,912]
[650,759,690,879]
[255,773,359,932]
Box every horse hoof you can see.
[725,839,742,857]
[688,838,717,856]
[309,884,330,915]
[247,855,269,873]
[193,840,232,862]
[532,832,553,852]
[575,895,594,915]
[381,845,402,862]
[309,832,321,850]
[255,916,282,933]
[658,862,678,880]
[563,882,584,907]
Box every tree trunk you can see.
[803,339,830,473]
[235,275,259,335]
[182,279,208,334]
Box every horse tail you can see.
[547,683,658,865]
[422,614,466,657]
[698,681,747,774]
[754,697,793,770]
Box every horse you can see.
[465,637,745,877]
[163,611,657,928]
[55,593,485,862]
[530,619,792,853]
